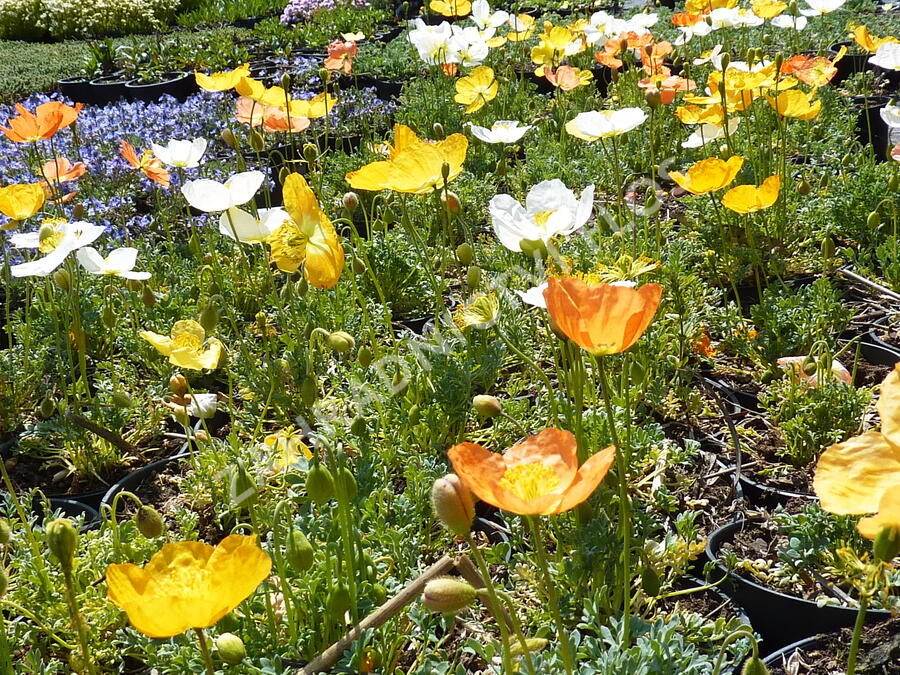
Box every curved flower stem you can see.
[494,589,537,675]
[195,628,216,675]
[710,625,755,675]
[0,599,76,650]
[496,329,558,425]
[62,569,96,675]
[0,460,51,595]
[847,595,869,675]
[526,516,574,675]
[596,356,632,649]
[463,535,514,673]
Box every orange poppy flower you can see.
[595,48,624,70]
[41,158,87,184]
[545,65,593,91]
[448,428,616,515]
[639,75,695,104]
[235,97,310,134]
[543,277,662,356]
[672,11,704,26]
[1,101,81,143]
[119,140,171,188]
[780,49,844,88]
[324,40,359,74]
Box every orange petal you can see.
[551,445,616,514]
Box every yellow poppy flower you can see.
[766,89,822,120]
[264,426,312,470]
[195,63,250,92]
[235,78,289,107]
[345,124,468,194]
[685,0,737,10]
[453,293,500,329]
[0,182,45,222]
[853,25,900,53]
[669,156,744,195]
[721,175,781,213]
[454,66,498,114]
[139,320,224,371]
[106,534,271,638]
[430,0,471,16]
[506,14,535,42]
[857,486,900,540]
[814,364,900,515]
[285,92,337,119]
[675,104,726,127]
[267,173,344,288]
[750,0,786,17]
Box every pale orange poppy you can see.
[119,140,171,188]
[448,428,616,515]
[324,40,358,74]
[41,158,87,184]
[543,277,662,356]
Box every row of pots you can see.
[57,71,199,106]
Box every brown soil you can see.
[740,424,814,495]
[767,615,900,674]
[655,581,745,625]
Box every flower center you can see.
[533,210,556,228]
[38,222,65,253]
[499,462,559,501]
[172,333,202,353]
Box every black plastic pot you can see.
[43,497,101,530]
[100,451,189,511]
[125,72,198,103]
[866,316,900,358]
[338,73,403,101]
[850,94,891,162]
[375,25,405,43]
[232,15,263,29]
[249,58,280,86]
[828,42,872,85]
[761,636,817,668]
[89,73,134,105]
[737,473,814,508]
[706,518,891,650]
[57,76,94,104]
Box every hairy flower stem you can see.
[596,356,632,649]
[195,628,216,675]
[464,535,514,673]
[494,588,537,674]
[847,595,869,675]
[62,569,96,675]
[526,517,574,675]
[0,460,51,595]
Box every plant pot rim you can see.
[124,72,190,87]
[761,635,818,666]
[99,449,191,509]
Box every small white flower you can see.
[514,282,548,308]
[565,108,648,141]
[770,14,808,29]
[10,220,105,277]
[76,247,151,280]
[181,171,266,213]
[799,0,845,15]
[489,179,594,252]
[150,138,208,169]
[871,42,900,70]
[186,393,218,419]
[682,118,741,148]
[219,206,291,243]
[470,0,507,29]
[468,120,533,144]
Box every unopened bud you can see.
[39,395,56,419]
[509,637,548,656]
[519,238,548,258]
[741,655,771,675]
[142,285,156,306]
[220,128,238,150]
[327,584,351,617]
[281,72,292,91]
[466,266,482,288]
[72,203,85,220]
[644,89,662,108]
[350,415,366,435]
[342,191,359,214]
[719,52,731,69]
[352,256,366,274]
[0,567,7,597]
[0,518,11,545]
[111,390,132,408]
[136,506,164,538]
[431,474,475,536]
[422,576,476,614]
[442,190,461,214]
[52,267,71,291]
[433,122,445,139]
[215,633,247,666]
[889,174,899,191]
[867,210,881,228]
[286,528,314,571]
[46,518,78,573]
[358,345,373,367]
[249,130,265,152]
[102,305,116,329]
[306,463,335,504]
[472,394,502,418]
[821,235,835,259]
[456,242,474,265]
[441,161,450,180]
[303,142,318,164]
[773,53,783,72]
[797,179,811,196]
[200,301,220,332]
[125,278,143,292]
[301,375,317,406]
[169,374,188,396]
[229,460,258,510]
[328,330,355,353]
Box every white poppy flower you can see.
[770,14,808,29]
[181,171,266,213]
[693,44,723,66]
[219,206,291,243]
[514,282,548,308]
[682,118,741,148]
[489,179,594,252]
[150,138,208,169]
[565,108,648,142]
[9,220,105,277]
[871,43,900,70]
[708,7,763,28]
[187,393,218,419]
[470,0,508,29]
[881,104,900,128]
[468,120,532,144]
[800,0,845,15]
[76,247,151,280]
[675,20,714,45]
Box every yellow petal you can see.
[139,330,173,357]
[857,485,900,539]
[877,364,900,441]
[814,432,900,515]
[283,173,344,288]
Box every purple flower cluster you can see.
[280,0,370,26]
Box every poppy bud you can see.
[796,179,811,196]
[218,612,240,633]
[278,166,290,186]
[188,231,202,255]
[111,390,132,408]
[169,374,188,396]
[819,174,829,189]
[802,357,817,376]
[0,518,11,546]
[39,395,56,419]
[821,235,835,260]
[408,403,420,425]
[52,267,71,291]
[281,72,292,91]
[611,67,619,82]
[719,52,731,70]
[220,128,238,150]
[102,305,116,329]
[125,278,143,292]
[495,158,507,176]
[472,394,502,418]
[342,191,359,214]
[441,162,450,181]
[327,583,351,617]
[442,191,461,214]
[300,375,317,406]
[352,256,367,274]
[337,466,358,500]
[889,174,899,191]
[644,89,661,108]
[392,371,409,395]
[787,0,798,13]
[306,463,335,504]
[519,238,548,258]
[328,331,355,353]
[422,576,476,614]
[249,130,265,152]
[200,301,220,332]
[841,153,852,167]
[303,143,318,164]
[773,53,783,72]
[510,637,548,657]
[456,242,475,265]
[641,566,661,597]
[431,474,474,537]
[466,266,482,289]
[46,518,78,573]
[867,210,881,228]
[141,284,156,307]
[0,566,7,597]
[350,415,366,435]
[358,345,373,367]
[286,528,314,571]
[215,633,247,666]
[873,525,900,562]
[741,655,771,675]
[433,122,445,139]
[229,460,258,509]
[136,505,164,538]
[296,276,309,296]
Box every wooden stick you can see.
[454,553,514,630]
[66,413,135,456]
[839,267,900,303]
[298,555,457,674]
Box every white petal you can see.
[514,282,548,308]
[104,247,139,273]
[76,246,106,273]
[225,171,266,207]
[10,245,73,277]
[219,207,274,243]
[9,232,40,248]
[182,179,232,213]
[489,194,536,252]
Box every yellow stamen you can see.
[499,462,559,501]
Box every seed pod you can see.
[306,463,335,504]
[327,583,351,617]
[431,474,474,537]
[215,632,247,666]
[358,346,373,367]
[135,506,164,538]
[0,518,11,546]
[455,242,475,266]
[422,576,476,614]
[285,528,314,571]
[300,375,317,407]
[46,518,78,573]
